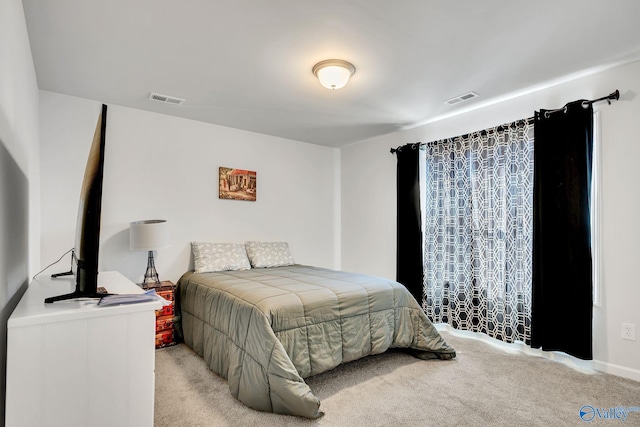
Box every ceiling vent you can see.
[445,92,479,106]
[148,92,185,105]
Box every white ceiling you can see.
[22,0,640,147]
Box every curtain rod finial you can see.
[612,89,620,100]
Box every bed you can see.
[174,259,455,419]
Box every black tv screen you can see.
[45,104,109,303]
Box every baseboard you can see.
[592,360,640,383]
[435,323,640,382]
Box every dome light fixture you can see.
[312,59,356,90]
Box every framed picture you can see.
[219,167,257,201]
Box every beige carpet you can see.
[154,331,640,426]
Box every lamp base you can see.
[141,250,161,287]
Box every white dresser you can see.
[6,271,162,427]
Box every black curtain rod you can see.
[541,89,619,118]
[390,89,620,154]
[390,142,421,154]
[589,89,620,105]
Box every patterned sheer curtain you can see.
[422,119,534,344]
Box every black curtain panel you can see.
[531,100,594,360]
[396,146,424,302]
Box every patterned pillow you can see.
[191,242,251,273]
[244,241,295,268]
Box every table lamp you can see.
[129,219,170,286]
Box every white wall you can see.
[39,91,340,284]
[0,0,40,276]
[0,0,40,422]
[341,60,640,380]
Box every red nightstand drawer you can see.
[155,330,175,348]
[156,289,174,301]
[156,315,173,332]
[156,304,174,317]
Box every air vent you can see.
[445,91,479,106]
[148,92,185,105]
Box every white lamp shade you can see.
[312,59,355,90]
[129,219,171,251]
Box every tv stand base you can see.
[44,290,111,303]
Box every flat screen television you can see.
[45,104,110,303]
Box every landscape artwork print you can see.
[219,167,257,201]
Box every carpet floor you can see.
[154,331,640,426]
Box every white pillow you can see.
[191,242,251,273]
[244,241,295,268]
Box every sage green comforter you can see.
[175,265,455,418]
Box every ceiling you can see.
[22,0,640,147]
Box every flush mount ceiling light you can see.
[312,59,356,90]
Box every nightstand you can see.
[144,281,177,349]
